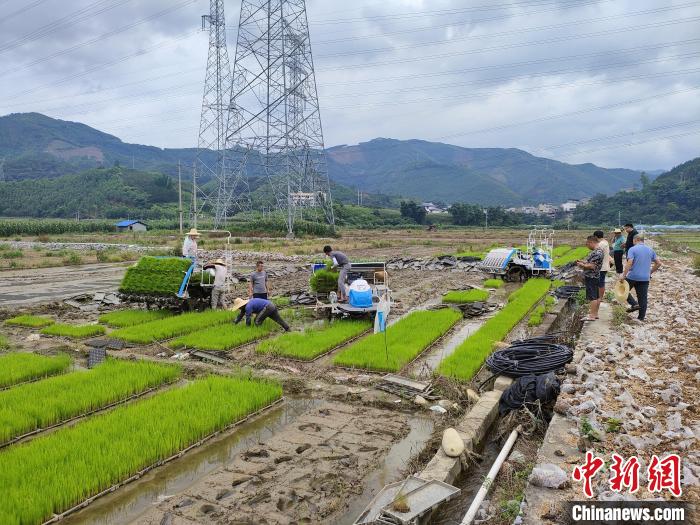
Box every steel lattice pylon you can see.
[195,0,250,229]
[227,0,334,237]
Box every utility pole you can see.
[178,161,183,234]
[483,208,489,229]
[618,210,621,227]
[0,157,5,182]
[192,160,198,229]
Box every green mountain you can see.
[1,113,648,206]
[573,158,700,224]
[325,138,647,206]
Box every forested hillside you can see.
[574,158,700,224]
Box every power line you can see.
[317,14,700,65]
[319,38,700,85]
[557,129,700,157]
[315,4,700,55]
[0,0,197,76]
[0,0,51,24]
[545,119,700,150]
[435,85,700,141]
[0,0,135,54]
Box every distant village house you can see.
[421,202,448,214]
[115,220,147,232]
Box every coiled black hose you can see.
[553,285,582,299]
[486,341,573,378]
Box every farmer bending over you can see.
[323,245,351,302]
[232,297,290,331]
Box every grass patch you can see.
[0,249,23,259]
[553,247,589,267]
[443,289,490,304]
[611,304,628,327]
[0,359,180,444]
[333,308,462,372]
[0,334,10,351]
[0,375,282,524]
[454,250,484,259]
[483,278,504,289]
[5,314,55,328]
[257,320,371,360]
[98,309,173,328]
[527,305,546,327]
[437,279,552,381]
[110,310,235,344]
[0,353,71,388]
[40,323,106,339]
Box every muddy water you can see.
[64,397,321,525]
[431,438,502,525]
[336,415,435,525]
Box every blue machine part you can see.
[177,259,197,298]
[348,279,373,308]
[312,263,326,273]
[501,249,516,269]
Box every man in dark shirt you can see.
[576,235,603,321]
[323,245,351,302]
[232,297,290,331]
[623,223,638,255]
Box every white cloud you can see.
[0,0,698,170]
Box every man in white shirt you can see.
[182,228,200,259]
[594,230,610,306]
[207,259,228,309]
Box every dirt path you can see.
[133,401,412,525]
[0,262,130,307]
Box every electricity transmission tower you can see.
[227,0,334,237]
[195,0,249,229]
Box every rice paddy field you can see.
[0,359,180,444]
[0,227,588,524]
[437,278,552,381]
[0,375,282,524]
[110,310,236,343]
[0,353,70,388]
[257,320,371,360]
[333,308,462,372]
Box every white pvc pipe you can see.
[460,427,520,525]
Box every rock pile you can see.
[2,240,157,253]
[552,256,700,497]
[386,255,481,272]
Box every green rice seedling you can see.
[443,289,490,304]
[333,308,462,372]
[552,245,573,257]
[40,323,106,339]
[310,268,339,294]
[0,359,180,444]
[553,247,589,267]
[437,279,551,382]
[0,353,70,388]
[5,314,54,328]
[257,320,371,360]
[110,310,235,344]
[169,318,282,351]
[527,305,546,327]
[271,296,291,307]
[0,375,282,524]
[545,295,557,309]
[0,334,10,351]
[98,309,173,328]
[483,278,504,289]
[119,256,211,296]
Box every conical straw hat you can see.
[187,228,200,236]
[613,280,630,303]
[231,297,249,311]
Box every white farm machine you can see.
[480,229,555,282]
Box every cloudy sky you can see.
[0,0,699,170]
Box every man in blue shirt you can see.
[232,297,290,331]
[620,234,661,321]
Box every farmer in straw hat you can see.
[205,259,227,310]
[232,297,290,331]
[182,228,200,260]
